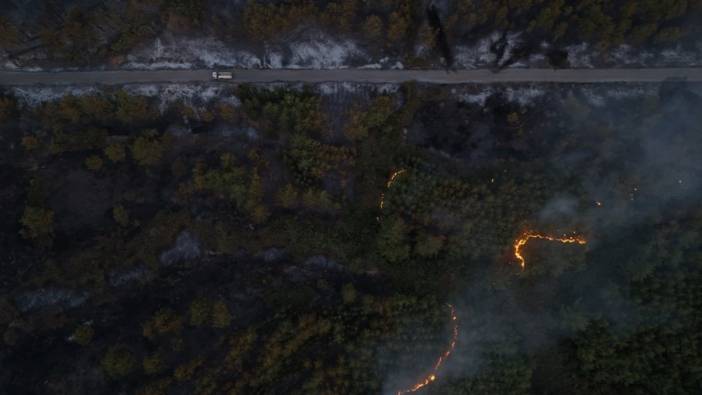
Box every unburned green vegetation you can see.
[1,82,702,394]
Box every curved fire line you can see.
[513,232,587,270]
[383,170,586,393]
[396,304,459,395]
[379,169,407,211]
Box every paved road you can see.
[1,68,702,86]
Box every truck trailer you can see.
[212,71,233,80]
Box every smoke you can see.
[385,82,702,392]
[537,83,700,347]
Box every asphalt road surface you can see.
[1,68,702,86]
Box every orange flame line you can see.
[379,170,406,211]
[396,304,459,395]
[513,232,587,270]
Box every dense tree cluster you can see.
[447,0,702,49]
[4,0,698,68]
[1,82,702,394]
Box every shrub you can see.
[102,345,136,378]
[211,301,232,328]
[113,205,130,227]
[131,130,166,167]
[21,136,40,151]
[136,379,171,395]
[143,353,164,375]
[173,358,203,381]
[85,155,104,171]
[363,15,383,42]
[377,217,410,263]
[72,324,94,346]
[115,91,154,124]
[50,128,107,154]
[189,297,210,327]
[217,103,238,122]
[20,206,54,240]
[143,309,183,339]
[341,283,357,304]
[104,143,126,162]
[277,184,299,209]
[415,234,444,258]
[0,96,17,122]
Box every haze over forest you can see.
[1,1,702,395]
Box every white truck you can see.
[211,71,233,80]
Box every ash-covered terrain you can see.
[1,0,702,70]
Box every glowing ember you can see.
[396,304,459,395]
[513,232,587,269]
[379,170,407,210]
